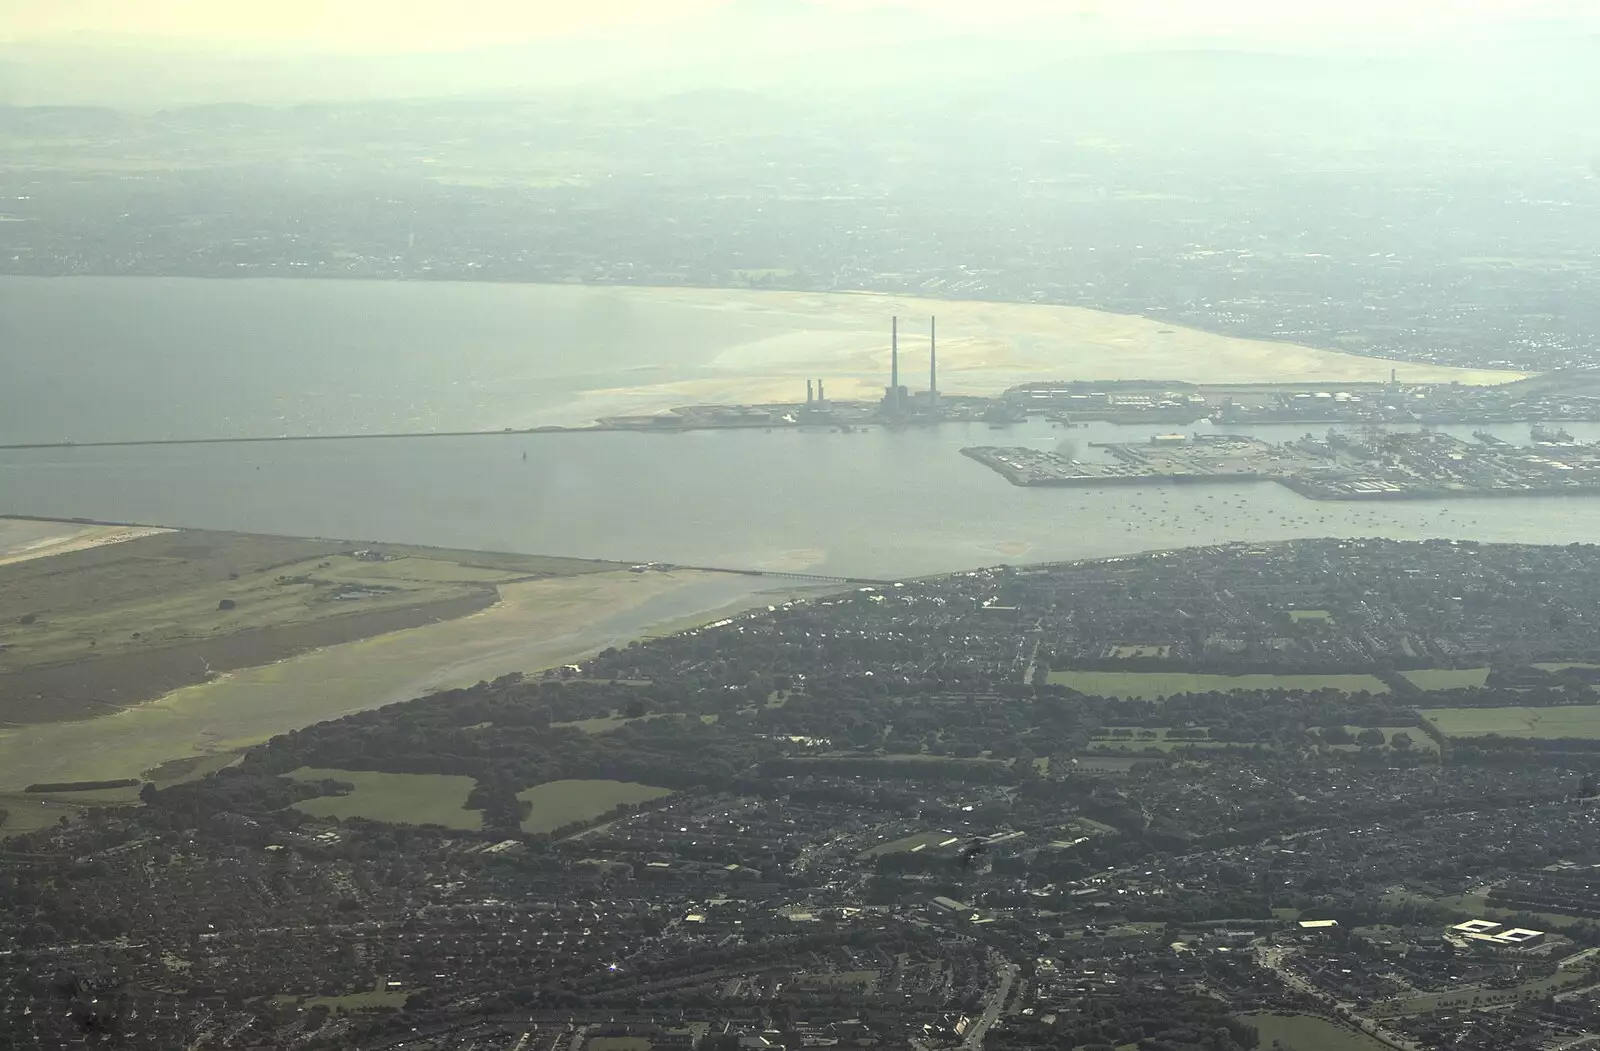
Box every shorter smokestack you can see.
[930,315,938,397]
[807,379,814,404]
[818,379,826,402]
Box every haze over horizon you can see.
[2,0,1598,106]
[4,0,1597,51]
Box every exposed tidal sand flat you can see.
[575,288,1524,417]
[0,519,170,566]
[0,278,1526,442]
[0,529,611,726]
[0,568,778,789]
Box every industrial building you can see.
[1447,920,1547,949]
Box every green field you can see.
[1,753,238,839]
[860,830,961,858]
[1243,1013,1391,1051]
[1370,969,1588,1017]
[287,767,482,830]
[1422,705,1600,739]
[272,989,410,1011]
[1049,671,1388,700]
[0,795,99,836]
[1384,886,1592,932]
[1110,644,1171,658]
[1536,662,1600,673]
[517,779,674,834]
[587,1039,652,1051]
[1401,668,1489,691]
[1288,610,1333,622]
[794,970,879,989]
[1072,756,1148,772]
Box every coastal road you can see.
[1256,944,1419,1051]
[963,956,1017,1050]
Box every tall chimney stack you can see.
[807,379,814,404]
[929,315,938,398]
[817,379,825,402]
[891,316,899,391]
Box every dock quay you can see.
[964,428,1600,502]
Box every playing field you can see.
[1048,670,1388,700]
[1110,644,1171,658]
[860,830,960,858]
[287,767,482,830]
[1243,1013,1391,1051]
[794,970,880,989]
[1422,705,1600,739]
[517,779,674,834]
[587,1039,651,1051]
[1401,668,1489,691]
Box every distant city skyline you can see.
[1,0,1589,51]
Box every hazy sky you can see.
[0,0,1584,51]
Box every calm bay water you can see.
[5,419,1600,579]
[0,276,791,441]
[4,276,1600,577]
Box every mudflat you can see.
[573,286,1525,419]
[0,526,614,727]
[0,567,751,790]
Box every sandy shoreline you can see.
[0,522,172,566]
[552,286,1525,424]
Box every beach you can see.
[0,519,171,566]
[568,287,1523,419]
